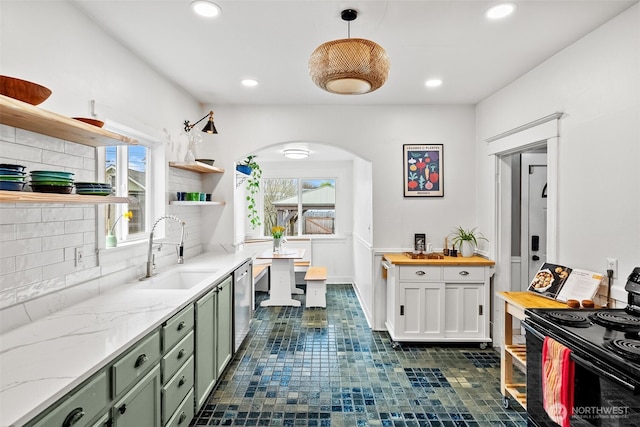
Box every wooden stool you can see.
[304,266,327,308]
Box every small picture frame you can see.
[414,233,426,252]
[403,144,444,197]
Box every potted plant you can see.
[449,226,488,257]
[238,155,262,229]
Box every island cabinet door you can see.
[444,284,484,338]
[399,282,445,339]
[195,289,216,411]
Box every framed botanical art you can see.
[403,144,443,197]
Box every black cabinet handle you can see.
[118,404,127,415]
[177,321,186,331]
[134,354,148,368]
[459,270,469,276]
[63,408,85,427]
[415,270,425,276]
[177,348,186,359]
[178,375,186,387]
[178,411,187,424]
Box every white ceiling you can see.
[72,0,637,107]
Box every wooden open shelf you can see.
[505,344,527,365]
[0,190,132,204]
[169,201,225,206]
[169,161,224,174]
[0,95,137,147]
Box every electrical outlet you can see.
[75,247,83,266]
[606,257,617,279]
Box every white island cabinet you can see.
[383,254,495,348]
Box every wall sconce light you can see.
[283,148,310,159]
[184,111,218,134]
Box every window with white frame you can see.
[104,145,150,243]
[263,178,336,237]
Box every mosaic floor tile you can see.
[190,284,526,426]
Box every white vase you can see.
[460,240,475,257]
[273,237,281,253]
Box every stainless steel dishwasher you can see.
[233,260,253,352]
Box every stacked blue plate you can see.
[30,170,75,194]
[0,164,27,191]
[75,182,113,196]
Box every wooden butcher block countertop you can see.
[383,253,495,266]
[497,291,568,309]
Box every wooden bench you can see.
[253,264,270,292]
[304,266,327,308]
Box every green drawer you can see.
[163,305,194,352]
[165,389,194,427]
[113,331,161,396]
[162,330,194,383]
[31,371,109,427]
[162,356,194,423]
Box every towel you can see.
[542,336,575,427]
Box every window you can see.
[105,145,149,243]
[263,178,336,236]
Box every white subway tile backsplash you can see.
[16,276,66,302]
[0,123,17,142]
[16,249,64,270]
[42,233,84,251]
[16,221,66,238]
[0,140,42,162]
[41,207,84,222]
[0,237,41,258]
[0,288,17,310]
[16,129,66,151]
[40,259,76,281]
[64,140,94,157]
[0,224,16,241]
[42,150,85,170]
[0,207,42,224]
[0,257,16,275]
[0,267,42,292]
[64,219,94,234]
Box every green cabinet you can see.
[195,275,233,411]
[112,365,161,427]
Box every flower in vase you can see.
[271,226,285,239]
[110,211,133,236]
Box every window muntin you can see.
[263,178,335,236]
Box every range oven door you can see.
[522,320,640,427]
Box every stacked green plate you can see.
[0,165,27,191]
[30,170,74,194]
[75,182,113,196]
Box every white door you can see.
[520,153,547,291]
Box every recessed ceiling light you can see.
[191,0,221,18]
[485,3,516,20]
[241,79,259,87]
[283,148,309,160]
[425,79,443,88]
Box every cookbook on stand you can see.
[527,262,604,302]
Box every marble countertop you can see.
[0,250,251,427]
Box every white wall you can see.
[197,105,478,251]
[476,5,640,304]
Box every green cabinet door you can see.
[195,289,216,411]
[112,365,161,427]
[216,276,233,378]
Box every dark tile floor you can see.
[191,284,527,426]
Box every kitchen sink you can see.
[137,269,218,290]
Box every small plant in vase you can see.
[449,226,487,257]
[271,225,285,252]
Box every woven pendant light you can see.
[309,9,389,95]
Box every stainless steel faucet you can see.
[144,215,186,278]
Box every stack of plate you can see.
[0,164,27,191]
[75,182,113,196]
[30,170,75,194]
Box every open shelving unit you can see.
[168,161,224,174]
[0,95,137,147]
[0,190,132,204]
[0,95,139,205]
[169,201,225,206]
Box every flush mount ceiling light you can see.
[425,79,443,88]
[485,3,516,20]
[184,111,218,134]
[191,0,221,18]
[241,79,259,87]
[309,9,390,95]
[283,148,310,159]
